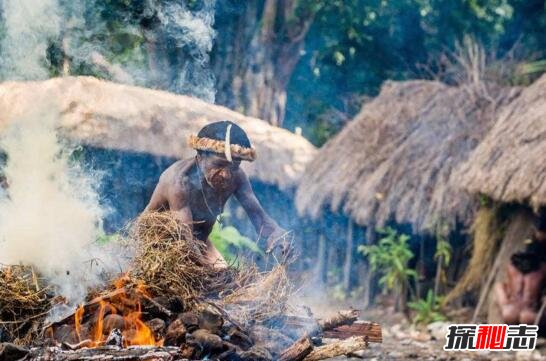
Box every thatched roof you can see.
[0,76,316,190]
[456,74,546,208]
[296,80,520,233]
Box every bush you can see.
[209,221,262,264]
[408,290,446,325]
[358,227,416,311]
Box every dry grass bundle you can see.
[446,206,505,303]
[123,211,235,306]
[221,265,293,325]
[0,265,53,344]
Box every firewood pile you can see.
[0,212,382,360]
[3,307,381,361]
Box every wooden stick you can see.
[279,335,313,361]
[472,239,508,322]
[318,310,359,331]
[201,300,246,332]
[303,337,368,361]
[322,322,382,343]
[0,310,50,325]
[140,293,173,318]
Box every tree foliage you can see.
[27,0,546,143]
[286,0,546,145]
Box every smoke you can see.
[0,0,217,101]
[0,0,216,316]
[0,101,123,317]
[156,0,216,102]
[0,0,61,80]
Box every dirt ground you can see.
[336,308,546,361]
[299,296,546,361]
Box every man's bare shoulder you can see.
[234,167,250,188]
[158,158,195,190]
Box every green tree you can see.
[285,0,515,145]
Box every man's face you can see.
[198,153,241,190]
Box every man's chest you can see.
[187,186,235,221]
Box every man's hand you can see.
[265,227,293,259]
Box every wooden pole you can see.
[342,220,354,292]
[362,225,376,309]
[472,238,508,322]
[316,224,327,285]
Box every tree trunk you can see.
[212,0,317,126]
[144,30,170,90]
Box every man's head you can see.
[189,121,256,190]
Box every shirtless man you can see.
[144,121,288,268]
[495,214,546,325]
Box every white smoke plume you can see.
[0,102,123,318]
[0,0,61,80]
[157,0,217,102]
[0,0,216,316]
[0,0,217,101]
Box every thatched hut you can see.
[456,74,546,208]
[453,74,546,321]
[294,79,519,293]
[296,80,519,234]
[0,76,316,231]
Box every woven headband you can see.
[188,134,257,162]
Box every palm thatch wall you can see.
[456,74,546,209]
[296,80,520,234]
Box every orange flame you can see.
[74,304,85,342]
[67,278,162,347]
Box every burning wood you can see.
[0,213,382,360]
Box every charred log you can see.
[303,337,368,361]
[279,335,313,361]
[318,310,359,331]
[24,345,185,361]
[322,322,382,343]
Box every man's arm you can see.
[145,177,167,212]
[168,187,193,229]
[234,171,287,252]
[145,174,193,229]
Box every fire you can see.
[65,278,163,347]
[74,304,84,342]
